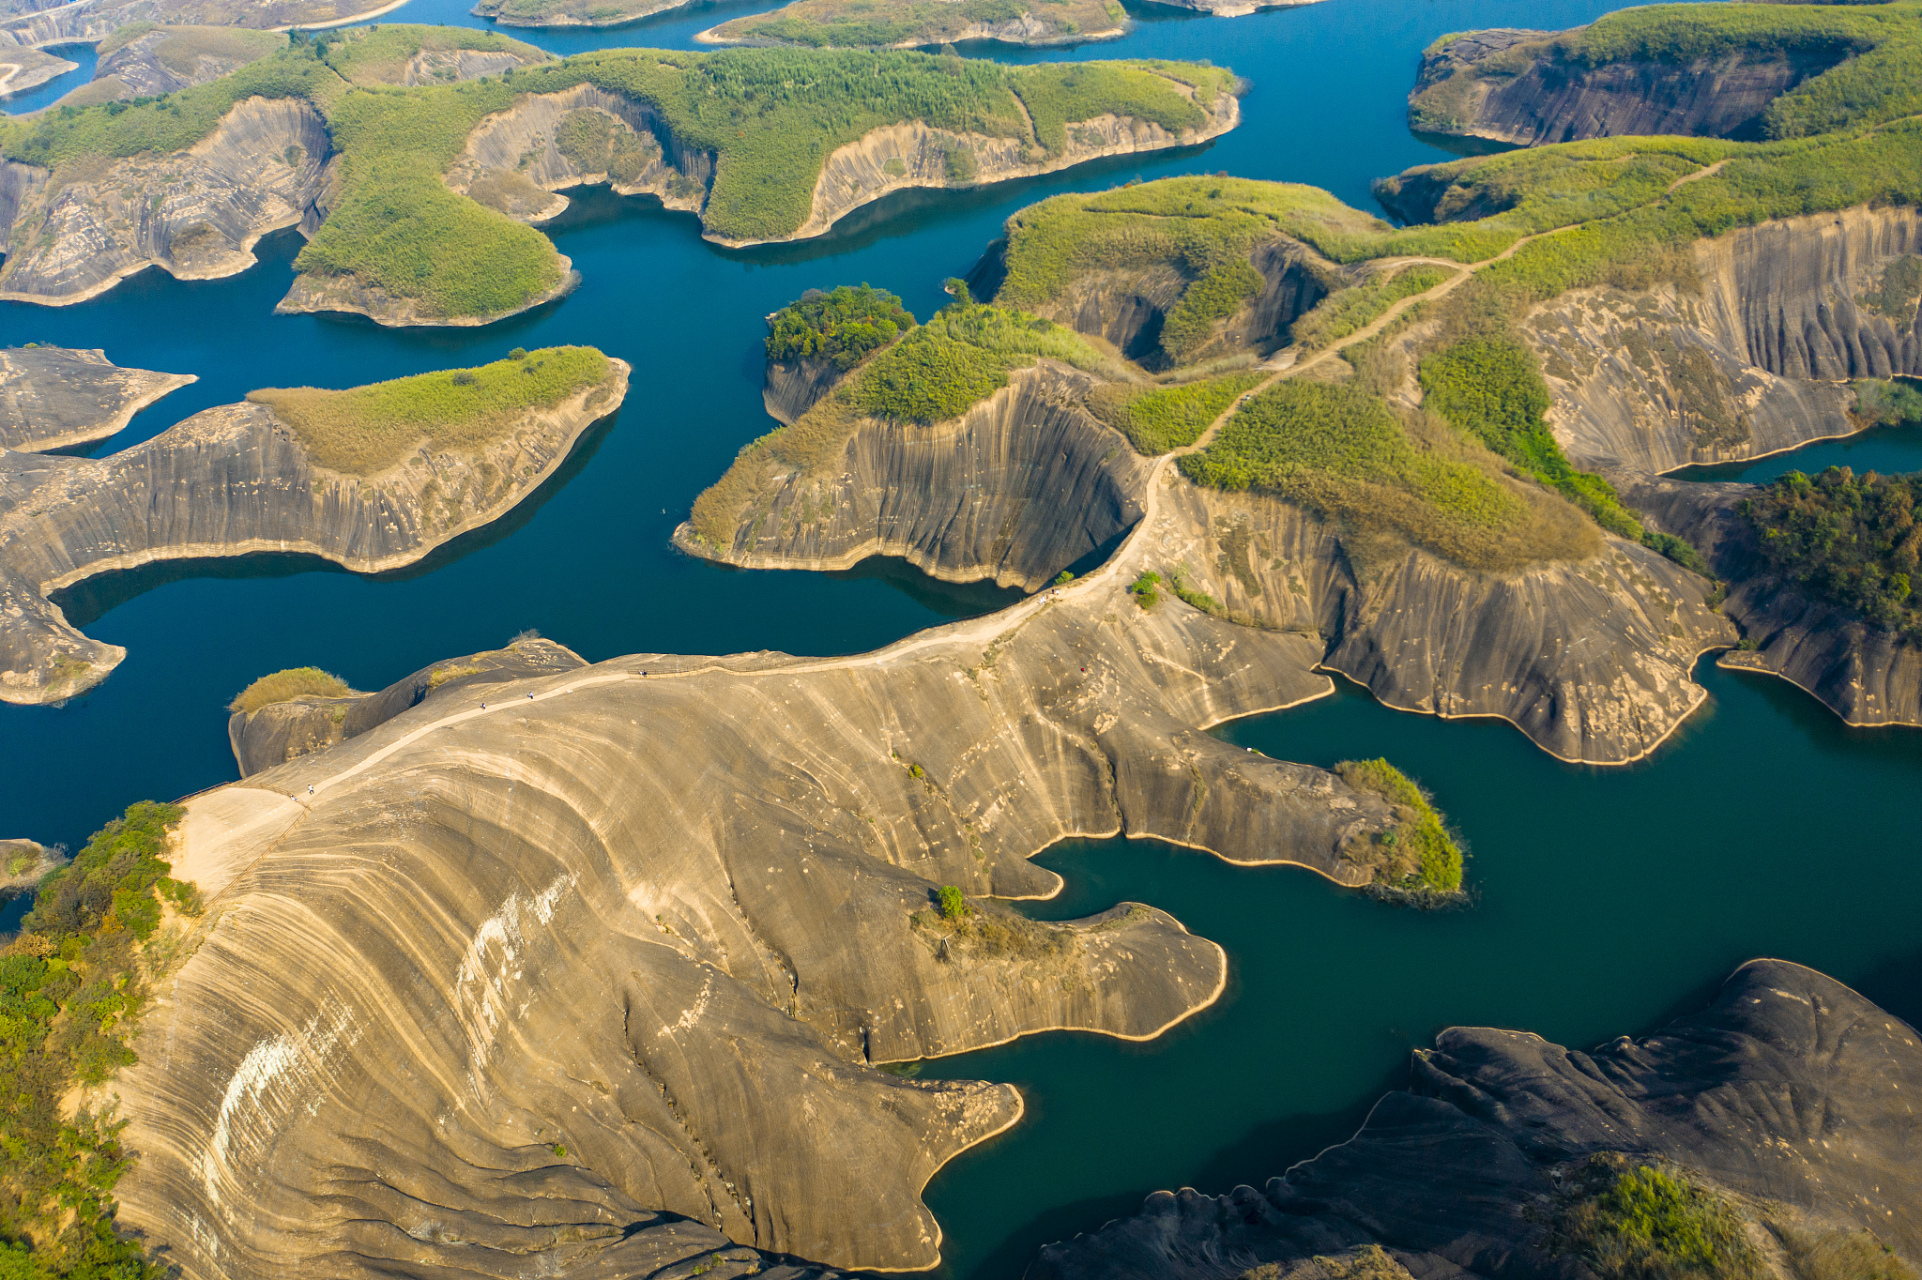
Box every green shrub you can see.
[250,346,610,474]
[229,666,351,713]
[1129,570,1162,608]
[937,885,970,919]
[1855,378,1922,428]
[1551,1155,1761,1280]
[1335,759,1463,894]
[766,285,915,370]
[1739,466,1922,642]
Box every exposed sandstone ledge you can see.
[0,0,412,49]
[0,42,71,97]
[274,259,582,327]
[679,362,1731,764]
[1525,205,1922,474]
[0,96,334,308]
[106,546,1422,1275]
[744,90,1242,248]
[764,354,844,425]
[1620,471,1922,729]
[694,10,1125,50]
[1031,959,1922,1280]
[0,360,628,705]
[1407,26,1846,147]
[0,346,196,452]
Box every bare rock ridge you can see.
[1030,959,1922,1280]
[764,354,843,425]
[227,636,590,776]
[679,362,1731,765]
[110,541,1424,1276]
[0,358,628,705]
[1524,205,1922,473]
[1407,26,1849,147]
[1619,471,1922,730]
[0,96,334,308]
[0,42,72,97]
[0,345,196,452]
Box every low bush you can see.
[937,885,970,919]
[229,666,350,713]
[1336,759,1463,895]
[1550,1154,1761,1280]
[1129,570,1162,608]
[251,346,610,475]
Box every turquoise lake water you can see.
[2,0,1919,1273]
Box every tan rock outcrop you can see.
[0,360,628,705]
[0,345,196,452]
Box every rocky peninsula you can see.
[1032,959,1921,1280]
[0,345,195,452]
[0,348,626,705]
[696,0,1126,52]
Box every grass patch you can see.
[0,803,199,1278]
[1086,372,1265,454]
[767,284,915,370]
[1292,264,1455,351]
[229,666,351,713]
[1740,465,1922,642]
[249,346,611,475]
[1336,758,1463,896]
[705,0,1124,49]
[1549,1154,1761,1280]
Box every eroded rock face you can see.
[0,361,628,705]
[1032,959,1922,1280]
[1525,206,1922,473]
[0,97,333,307]
[0,42,72,97]
[1620,473,1922,729]
[1408,27,1847,146]
[77,26,286,104]
[679,363,1153,591]
[764,355,843,426]
[110,547,1412,1275]
[0,346,196,452]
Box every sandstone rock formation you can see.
[52,25,289,107]
[763,354,843,426]
[679,358,1731,764]
[227,636,589,776]
[1522,206,1922,473]
[694,0,1126,52]
[0,41,71,97]
[105,535,1429,1275]
[1620,472,1922,730]
[0,345,196,452]
[1033,959,1922,1280]
[1407,26,1847,147]
[0,96,333,307]
[0,0,410,53]
[469,0,691,28]
[0,358,628,705]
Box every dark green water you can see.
[3,1,1919,1275]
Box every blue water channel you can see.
[2,1,1918,1275]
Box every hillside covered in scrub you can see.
[0,31,1239,324]
[697,0,1127,52]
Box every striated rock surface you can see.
[0,359,628,705]
[228,636,589,776]
[1407,27,1847,146]
[1032,959,1922,1280]
[0,346,196,452]
[0,96,333,307]
[681,358,1730,764]
[1523,205,1922,473]
[781,94,1240,246]
[1620,472,1922,729]
[0,41,70,96]
[53,25,290,107]
[105,538,1424,1276]
[764,354,843,426]
[0,0,409,51]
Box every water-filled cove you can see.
[1,0,1918,1274]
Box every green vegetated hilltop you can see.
[0,28,1233,323]
[1410,0,1922,142]
[700,0,1127,52]
[766,283,916,369]
[0,803,200,1280]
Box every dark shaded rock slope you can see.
[0,345,195,452]
[1408,27,1847,147]
[764,354,844,426]
[0,359,628,705]
[1032,959,1922,1280]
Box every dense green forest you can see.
[765,285,915,370]
[1742,467,1922,642]
[0,804,197,1280]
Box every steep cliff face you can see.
[778,94,1241,247]
[69,26,288,105]
[442,82,713,227]
[1032,959,1922,1280]
[679,364,1153,591]
[682,358,1729,764]
[107,542,1418,1276]
[1408,28,1846,146]
[763,355,843,426]
[1620,472,1922,730]
[0,97,333,307]
[228,637,589,776]
[0,346,196,452]
[0,361,628,705]
[1524,205,1922,473]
